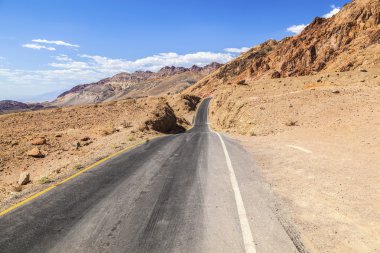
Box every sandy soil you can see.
[0,95,198,211]
[209,68,380,252]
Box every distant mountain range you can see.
[52,62,222,106]
[0,100,44,113]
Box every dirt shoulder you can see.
[210,68,380,252]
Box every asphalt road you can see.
[0,98,301,253]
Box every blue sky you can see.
[0,0,349,102]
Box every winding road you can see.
[0,98,300,253]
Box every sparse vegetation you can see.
[121,121,132,128]
[285,120,298,127]
[38,176,53,185]
[73,164,83,170]
[101,127,117,136]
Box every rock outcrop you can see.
[143,101,186,134]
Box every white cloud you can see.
[224,47,250,53]
[79,51,234,73]
[32,39,80,48]
[286,4,341,35]
[54,54,73,62]
[323,5,341,18]
[286,24,308,35]
[22,43,56,51]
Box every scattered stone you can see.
[360,69,368,72]
[27,148,44,158]
[55,134,62,138]
[18,172,30,185]
[237,80,248,85]
[81,140,93,147]
[73,142,81,150]
[13,185,23,192]
[360,80,365,82]
[31,137,46,145]
[271,71,281,79]
[80,137,90,142]
[332,90,340,94]
[285,120,298,127]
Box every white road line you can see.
[216,132,257,253]
[286,145,312,154]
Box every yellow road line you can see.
[0,136,160,217]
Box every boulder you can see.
[18,172,30,185]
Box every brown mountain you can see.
[189,0,379,95]
[53,62,222,106]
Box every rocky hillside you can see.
[0,100,44,113]
[189,0,379,96]
[53,62,221,106]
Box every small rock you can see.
[18,172,30,185]
[27,148,44,158]
[332,90,340,94]
[31,137,46,145]
[13,185,23,192]
[271,71,281,79]
[360,80,365,82]
[81,140,93,147]
[55,134,62,138]
[237,80,248,85]
[80,137,90,142]
[73,142,81,150]
[360,69,368,72]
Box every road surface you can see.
[0,98,301,253]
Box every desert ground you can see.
[208,68,380,252]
